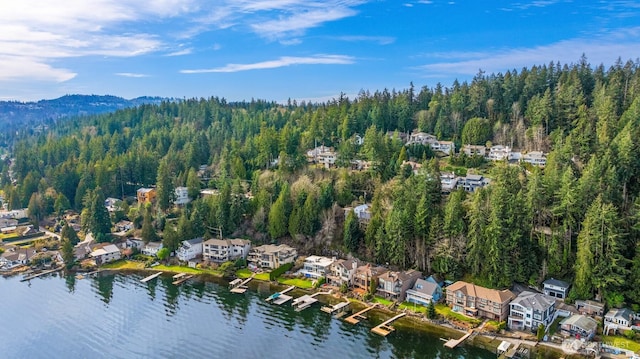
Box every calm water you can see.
[0,272,494,359]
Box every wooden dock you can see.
[266,286,295,305]
[344,304,376,325]
[21,266,63,282]
[141,272,163,283]
[321,300,350,317]
[291,291,331,312]
[172,274,194,285]
[173,272,188,280]
[371,312,406,336]
[443,330,473,349]
[230,273,255,294]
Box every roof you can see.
[252,244,296,254]
[145,241,162,248]
[410,278,441,296]
[543,278,570,289]
[466,174,484,181]
[304,255,334,267]
[91,244,120,257]
[606,308,634,321]
[229,239,250,246]
[447,281,515,304]
[511,291,555,312]
[137,187,154,193]
[183,237,203,246]
[561,314,598,332]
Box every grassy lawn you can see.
[277,277,314,289]
[153,264,222,276]
[102,260,145,270]
[602,336,640,353]
[435,303,482,327]
[0,232,19,241]
[399,301,428,314]
[373,296,393,306]
[236,269,270,281]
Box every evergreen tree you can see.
[268,184,290,239]
[141,207,158,243]
[89,188,112,242]
[61,238,75,269]
[61,223,80,245]
[343,210,361,253]
[156,158,175,211]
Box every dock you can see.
[172,274,194,285]
[371,312,406,337]
[230,273,255,294]
[173,272,188,280]
[443,330,473,349]
[321,300,350,317]
[140,272,163,283]
[266,286,295,305]
[344,304,377,325]
[21,266,63,282]
[291,291,331,312]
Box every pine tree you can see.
[268,184,290,239]
[156,158,175,211]
[61,238,75,269]
[343,210,361,253]
[141,207,158,243]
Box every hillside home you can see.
[560,314,598,340]
[300,256,335,279]
[402,160,422,175]
[104,197,121,212]
[603,308,640,334]
[203,238,251,263]
[386,131,408,143]
[353,204,371,225]
[327,258,361,287]
[114,220,133,233]
[440,172,458,193]
[406,278,443,306]
[174,186,190,206]
[90,244,121,265]
[142,242,163,257]
[407,131,436,145]
[176,237,203,261]
[306,145,337,168]
[123,238,144,251]
[431,140,455,154]
[136,188,156,203]
[488,145,512,161]
[462,145,487,157]
[543,278,570,299]
[522,151,547,167]
[575,300,605,317]
[376,269,422,302]
[247,244,297,269]
[446,281,515,321]
[508,291,557,331]
[456,174,490,192]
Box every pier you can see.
[344,304,377,325]
[266,286,295,305]
[230,273,255,294]
[321,300,350,317]
[291,291,331,312]
[140,272,163,283]
[371,312,406,337]
[443,330,473,349]
[172,274,194,285]
[21,266,63,282]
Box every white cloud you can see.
[251,7,358,40]
[334,35,395,45]
[0,55,76,82]
[181,54,354,73]
[115,72,149,78]
[165,48,194,56]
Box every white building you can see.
[299,256,335,279]
[522,151,547,167]
[508,291,557,331]
[142,242,163,257]
[203,238,252,263]
[440,172,458,193]
[431,140,454,154]
[247,244,297,269]
[488,145,512,161]
[176,237,204,261]
[90,244,121,265]
[407,131,437,145]
[174,186,190,205]
[306,145,337,168]
[104,197,121,213]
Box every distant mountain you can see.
[0,94,168,133]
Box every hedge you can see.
[269,262,294,281]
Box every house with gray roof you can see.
[604,308,640,335]
[176,237,203,261]
[560,314,598,340]
[406,278,442,306]
[543,278,570,299]
[508,291,557,331]
[327,258,361,287]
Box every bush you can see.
[313,276,325,288]
[269,262,294,281]
[625,330,636,340]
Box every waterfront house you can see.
[560,314,598,340]
[174,186,190,206]
[406,278,443,306]
[431,140,455,154]
[456,174,490,193]
[603,308,640,334]
[0,218,18,229]
[136,188,156,204]
[353,264,388,296]
[462,144,487,157]
[142,242,163,257]
[446,281,515,321]
[327,258,361,287]
[0,248,37,269]
[522,151,547,167]
[176,237,203,262]
[543,278,570,299]
[247,244,297,270]
[508,291,557,331]
[202,238,251,263]
[376,269,422,302]
[299,256,335,279]
[440,172,458,193]
[90,244,121,265]
[575,300,605,317]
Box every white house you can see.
[407,131,437,145]
[142,242,163,257]
[462,145,487,157]
[0,248,37,269]
[522,151,547,167]
[604,308,639,334]
[203,238,252,263]
[90,244,121,265]
[0,208,28,219]
[508,291,557,331]
[299,255,335,279]
[327,258,361,286]
[174,186,190,206]
[406,278,443,306]
[104,197,121,213]
[456,174,490,192]
[306,146,337,168]
[176,237,204,261]
[543,278,570,299]
[353,204,371,224]
[440,172,458,193]
[431,140,454,154]
[0,218,18,229]
[488,145,512,161]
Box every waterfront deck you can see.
[141,272,163,283]
[173,272,188,280]
[443,330,472,349]
[266,286,295,305]
[291,291,331,312]
[371,312,406,337]
[21,266,63,282]
[321,300,350,317]
[344,304,377,325]
[230,273,255,294]
[172,274,194,285]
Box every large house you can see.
[0,248,37,269]
[575,300,605,317]
[176,238,203,261]
[299,256,335,279]
[142,242,163,257]
[306,146,337,168]
[488,145,513,161]
[604,308,639,334]
[376,269,422,302]
[462,144,487,157]
[446,281,515,321]
[90,244,121,265]
[247,244,297,269]
[508,291,557,331]
[326,258,361,287]
[407,131,437,145]
[560,314,598,340]
[440,172,458,193]
[522,151,547,167]
[431,140,454,154]
[543,278,570,299]
[353,264,388,296]
[406,278,443,306]
[174,186,190,206]
[202,238,251,263]
[137,188,156,204]
[456,174,490,192]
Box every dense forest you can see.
[3,56,640,308]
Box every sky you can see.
[1,0,639,102]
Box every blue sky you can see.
[1,0,639,102]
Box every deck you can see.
[443,330,472,349]
[21,266,63,282]
[291,291,331,312]
[371,312,406,337]
[140,272,163,283]
[172,274,194,285]
[344,304,376,325]
[230,273,255,294]
[321,301,350,317]
[266,286,295,305]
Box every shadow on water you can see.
[92,272,115,304]
[65,273,76,293]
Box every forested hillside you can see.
[3,57,640,307]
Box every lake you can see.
[0,272,495,359]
